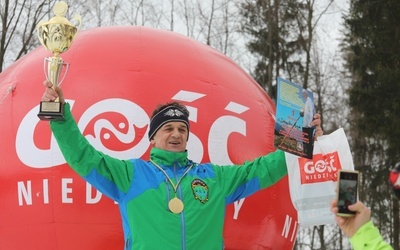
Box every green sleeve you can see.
[216,149,288,199]
[50,103,134,195]
[350,221,393,250]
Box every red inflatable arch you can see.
[0,26,297,249]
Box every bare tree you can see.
[169,0,174,31]
[2,0,250,75]
[0,0,50,72]
[176,0,197,37]
[300,0,334,89]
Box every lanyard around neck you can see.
[150,159,193,194]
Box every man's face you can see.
[302,91,308,100]
[150,122,188,152]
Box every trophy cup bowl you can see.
[37,1,81,121]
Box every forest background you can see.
[1,0,399,249]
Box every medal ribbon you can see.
[150,159,193,213]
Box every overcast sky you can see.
[315,0,349,61]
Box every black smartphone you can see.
[336,170,359,217]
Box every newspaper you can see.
[274,77,316,159]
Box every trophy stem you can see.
[45,55,64,102]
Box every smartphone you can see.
[336,170,359,217]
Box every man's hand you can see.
[42,80,65,104]
[311,113,323,138]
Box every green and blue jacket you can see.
[51,103,288,250]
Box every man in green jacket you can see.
[42,80,323,249]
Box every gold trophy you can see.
[37,1,81,120]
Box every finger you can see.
[42,92,57,102]
[53,85,62,94]
[42,87,59,100]
[348,201,368,214]
[330,200,338,213]
[310,119,319,127]
[42,93,52,102]
[335,216,345,226]
[315,127,323,137]
[43,80,53,88]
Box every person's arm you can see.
[42,80,133,201]
[350,220,393,250]
[330,200,393,250]
[216,149,288,204]
[218,113,323,203]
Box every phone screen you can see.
[337,170,359,216]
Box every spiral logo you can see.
[314,160,326,173]
[79,99,150,159]
[16,98,150,168]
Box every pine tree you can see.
[239,0,308,99]
[344,0,400,248]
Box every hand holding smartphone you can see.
[336,170,359,217]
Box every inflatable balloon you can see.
[0,26,298,249]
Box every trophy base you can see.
[38,101,65,121]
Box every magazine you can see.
[274,77,316,159]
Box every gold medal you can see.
[150,160,193,214]
[168,197,184,214]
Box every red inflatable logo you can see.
[0,26,297,249]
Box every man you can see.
[301,89,315,157]
[42,80,323,249]
[301,89,314,128]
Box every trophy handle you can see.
[36,20,46,48]
[73,14,82,34]
[43,58,70,87]
[58,62,70,86]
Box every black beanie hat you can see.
[148,105,190,141]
